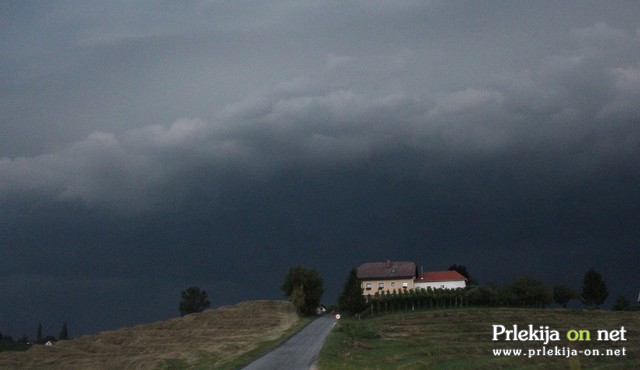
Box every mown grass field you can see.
[318,307,640,369]
[0,300,306,369]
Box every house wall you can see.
[414,280,466,290]
[360,278,414,296]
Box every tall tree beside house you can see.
[281,266,324,315]
[338,268,367,316]
[448,264,475,285]
[553,284,577,308]
[580,268,608,307]
[59,322,69,340]
[289,285,306,315]
[178,286,211,316]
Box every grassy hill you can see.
[0,300,302,369]
[318,307,640,369]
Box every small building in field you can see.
[356,260,417,296]
[316,304,327,314]
[414,270,467,290]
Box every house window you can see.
[391,282,396,288]
[378,282,384,290]
[402,282,408,288]
[365,283,372,290]
[441,285,445,289]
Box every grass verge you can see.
[207,316,315,370]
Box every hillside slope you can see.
[0,300,299,369]
[319,307,640,369]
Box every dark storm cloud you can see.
[3,25,639,212]
[1,1,640,336]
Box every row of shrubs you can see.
[364,287,468,315]
[362,282,553,316]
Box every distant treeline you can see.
[0,322,69,353]
[0,332,31,352]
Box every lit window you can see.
[365,283,372,290]
[402,282,408,288]
[378,282,384,290]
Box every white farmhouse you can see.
[414,270,467,290]
[356,260,417,296]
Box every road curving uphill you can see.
[242,314,336,370]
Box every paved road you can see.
[241,315,336,370]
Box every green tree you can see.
[36,323,42,343]
[498,284,519,307]
[580,268,608,307]
[178,286,211,316]
[289,285,306,315]
[613,296,630,311]
[553,284,576,308]
[338,268,367,316]
[59,322,69,340]
[467,285,499,306]
[510,277,552,308]
[281,266,324,315]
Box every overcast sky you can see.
[1,1,640,338]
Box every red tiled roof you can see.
[418,270,467,282]
[356,261,416,279]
